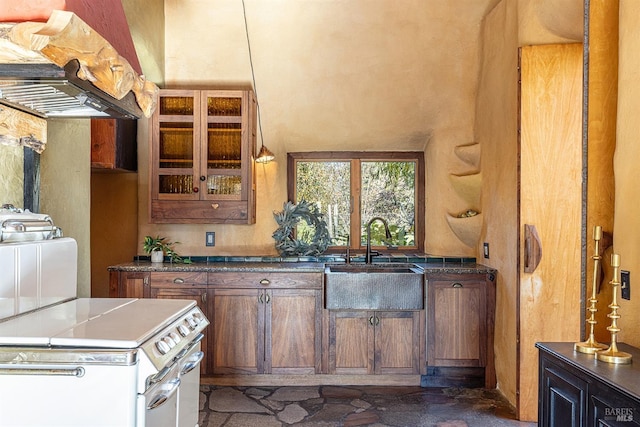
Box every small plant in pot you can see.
[143,235,192,264]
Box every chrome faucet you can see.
[365,217,392,264]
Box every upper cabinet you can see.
[149,89,256,224]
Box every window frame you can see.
[287,151,425,253]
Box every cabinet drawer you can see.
[208,272,322,289]
[150,272,207,287]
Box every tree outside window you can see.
[288,152,424,252]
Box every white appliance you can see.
[0,298,208,427]
[0,207,208,427]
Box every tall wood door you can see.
[517,43,583,420]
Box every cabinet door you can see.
[428,279,486,367]
[329,310,424,375]
[109,271,150,298]
[539,357,587,427]
[151,90,201,201]
[211,288,264,374]
[150,286,210,375]
[329,311,374,374]
[375,311,423,375]
[267,289,322,374]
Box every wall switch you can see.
[206,232,215,247]
[621,270,630,300]
[483,242,490,259]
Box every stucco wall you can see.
[615,0,640,347]
[0,144,23,208]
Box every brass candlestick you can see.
[596,253,632,364]
[575,225,607,353]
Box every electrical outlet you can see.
[621,270,630,300]
[206,232,215,247]
[483,242,490,259]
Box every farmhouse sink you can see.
[324,263,424,310]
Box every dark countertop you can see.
[108,257,496,275]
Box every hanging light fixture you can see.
[242,0,274,164]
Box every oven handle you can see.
[147,377,181,411]
[180,351,204,376]
[0,367,85,377]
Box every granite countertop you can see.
[108,255,496,275]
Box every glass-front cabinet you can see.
[150,89,256,223]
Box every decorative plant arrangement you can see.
[272,200,331,256]
[143,235,192,264]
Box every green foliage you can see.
[272,200,331,256]
[142,235,192,264]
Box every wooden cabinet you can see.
[537,342,640,427]
[109,270,150,298]
[328,310,424,375]
[149,89,256,224]
[209,272,322,375]
[426,272,496,388]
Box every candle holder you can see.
[596,253,632,364]
[575,225,607,354]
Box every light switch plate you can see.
[483,242,490,259]
[621,270,630,300]
[206,232,215,247]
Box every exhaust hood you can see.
[0,60,144,119]
[0,11,158,120]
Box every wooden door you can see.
[375,311,423,375]
[329,311,374,374]
[428,280,485,367]
[110,271,149,298]
[518,43,583,421]
[150,286,210,375]
[267,289,322,374]
[211,288,264,374]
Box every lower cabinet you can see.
[537,342,640,427]
[209,272,323,375]
[328,310,424,375]
[425,272,496,388]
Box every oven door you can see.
[139,362,181,427]
[177,334,205,427]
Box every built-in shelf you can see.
[446,212,483,248]
[454,142,480,168]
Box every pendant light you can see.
[242,0,274,164]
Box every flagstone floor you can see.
[198,385,537,427]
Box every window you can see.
[288,152,424,252]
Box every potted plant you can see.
[143,235,192,264]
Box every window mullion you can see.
[350,159,361,249]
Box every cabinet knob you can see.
[452,282,463,288]
[200,175,206,181]
[193,187,199,193]
[211,203,219,209]
[259,279,270,286]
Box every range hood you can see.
[0,60,143,119]
[0,11,157,120]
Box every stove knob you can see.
[178,324,190,337]
[169,332,181,343]
[187,316,197,329]
[156,339,171,355]
[164,336,177,349]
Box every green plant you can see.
[143,235,192,264]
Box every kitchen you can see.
[1,0,639,424]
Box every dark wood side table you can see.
[537,342,640,427]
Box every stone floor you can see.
[198,385,537,427]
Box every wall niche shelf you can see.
[454,142,480,168]
[446,213,483,248]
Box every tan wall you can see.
[476,0,520,407]
[40,119,91,297]
[0,144,24,208]
[615,0,640,347]
[91,172,138,298]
